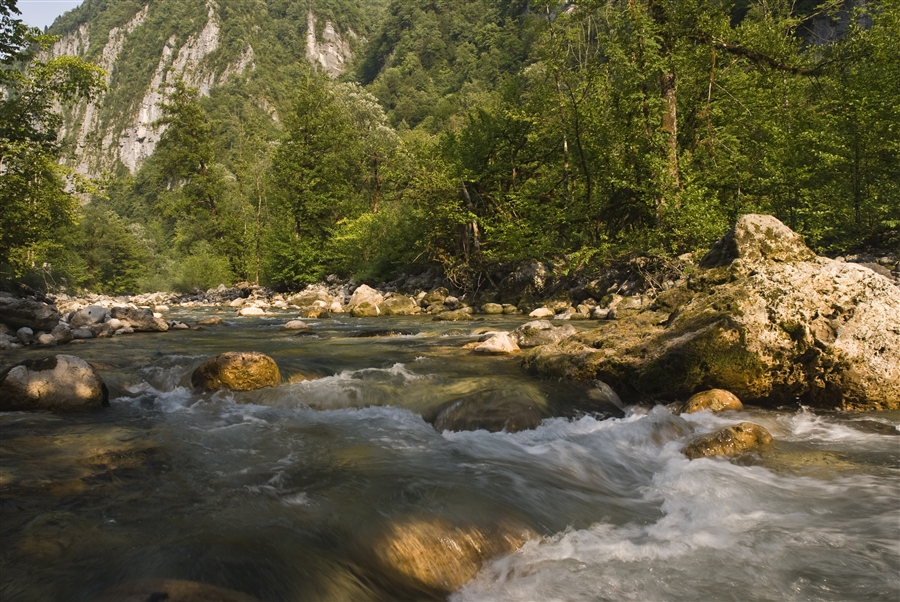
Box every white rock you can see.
[239,306,266,316]
[473,332,521,354]
[282,320,310,330]
[528,307,555,318]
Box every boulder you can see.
[473,332,520,354]
[0,295,60,331]
[0,355,109,411]
[481,302,504,314]
[528,307,555,318]
[523,215,900,411]
[191,352,281,391]
[683,422,773,459]
[681,389,743,414]
[421,287,449,306]
[50,322,75,345]
[373,516,536,596]
[36,333,56,345]
[433,308,473,321]
[198,316,223,326]
[351,301,381,318]
[513,320,577,348]
[282,320,310,330]
[380,294,420,316]
[69,305,108,329]
[238,306,266,317]
[499,261,549,304]
[16,326,34,345]
[348,284,384,315]
[429,396,543,433]
[71,328,95,340]
[109,306,169,331]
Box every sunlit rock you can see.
[481,302,504,314]
[69,305,108,329]
[110,306,168,331]
[0,355,108,411]
[528,307,554,318]
[683,422,773,459]
[191,351,281,391]
[238,306,266,317]
[523,215,900,411]
[680,389,743,414]
[379,294,420,316]
[198,315,223,326]
[373,516,536,595]
[348,284,384,316]
[473,332,520,354]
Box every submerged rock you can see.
[523,215,900,411]
[191,352,281,391]
[198,315,223,326]
[683,422,773,459]
[0,355,109,411]
[94,579,260,602]
[680,389,743,414]
[372,516,536,595]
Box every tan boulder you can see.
[683,422,773,459]
[374,516,536,595]
[473,332,520,354]
[681,389,743,413]
[379,294,420,316]
[198,316,223,326]
[238,306,266,317]
[191,352,281,391]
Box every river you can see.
[1,309,898,601]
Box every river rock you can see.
[473,332,520,354]
[422,287,449,306]
[17,326,34,345]
[0,355,109,411]
[528,307,555,318]
[238,306,266,317]
[0,295,61,331]
[282,320,310,330]
[379,294,420,316]
[36,333,56,345]
[523,215,900,411]
[373,516,536,595]
[429,396,543,433]
[481,302,504,314]
[433,308,473,321]
[94,579,260,602]
[513,320,576,348]
[69,305,108,329]
[198,316,223,326]
[683,422,773,459]
[681,389,743,414]
[50,323,73,344]
[71,328,95,339]
[191,352,281,391]
[348,284,384,316]
[109,306,169,331]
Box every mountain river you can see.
[1,309,898,601]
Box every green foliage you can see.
[172,240,233,292]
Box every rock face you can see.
[523,215,900,411]
[0,355,109,411]
[681,389,743,414]
[683,422,773,459]
[373,516,536,596]
[191,352,281,391]
[0,294,60,331]
[109,306,169,331]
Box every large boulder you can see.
[109,306,168,332]
[473,332,520,354]
[372,516,536,596]
[513,320,577,348]
[0,294,60,331]
[523,215,900,411]
[0,355,109,411]
[379,294,420,316]
[191,351,281,391]
[347,284,384,316]
[69,305,108,329]
[680,389,743,414]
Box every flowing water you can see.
[1,310,898,601]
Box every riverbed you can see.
[1,310,898,601]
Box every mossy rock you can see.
[191,352,281,391]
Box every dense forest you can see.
[2,0,898,294]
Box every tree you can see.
[0,0,105,276]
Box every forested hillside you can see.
[2,0,898,294]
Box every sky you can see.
[17,0,86,30]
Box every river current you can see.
[1,310,898,601]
